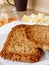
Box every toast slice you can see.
[1,25,42,63]
[25,25,49,50]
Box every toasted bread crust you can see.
[1,48,41,63]
[1,24,42,63]
[25,25,49,50]
[1,25,26,51]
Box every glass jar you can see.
[0,6,18,26]
[0,8,8,26]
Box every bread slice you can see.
[1,25,42,63]
[25,25,49,50]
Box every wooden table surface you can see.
[0,4,49,20]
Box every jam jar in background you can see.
[0,7,18,26]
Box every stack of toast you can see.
[1,24,49,63]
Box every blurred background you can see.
[0,0,49,26]
[0,0,49,13]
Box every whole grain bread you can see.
[25,25,49,50]
[1,25,42,63]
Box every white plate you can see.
[0,21,49,65]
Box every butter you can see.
[22,15,30,22]
[22,13,49,23]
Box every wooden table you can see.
[0,4,49,20]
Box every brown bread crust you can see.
[1,24,42,63]
[25,25,49,50]
[1,48,41,63]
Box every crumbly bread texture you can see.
[1,25,42,63]
[25,25,49,50]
